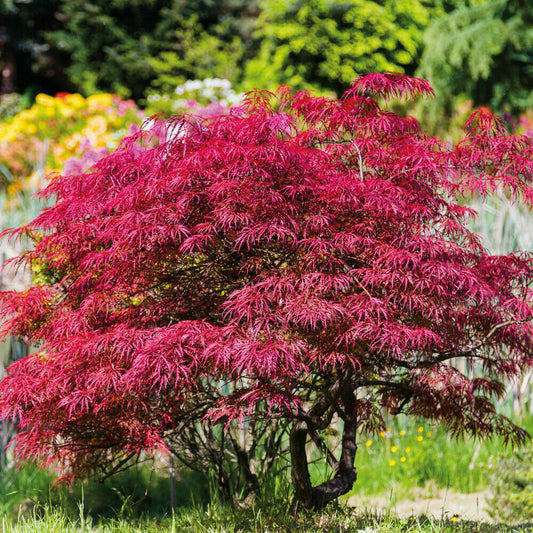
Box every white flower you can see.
[184,80,203,91]
[201,87,215,99]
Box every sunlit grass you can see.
[0,501,530,533]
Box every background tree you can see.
[243,0,446,94]
[44,0,166,100]
[418,0,533,115]
[45,0,259,101]
[147,0,260,96]
[0,74,532,510]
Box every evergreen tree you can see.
[45,0,259,100]
[418,0,533,113]
[45,0,165,100]
[147,0,260,95]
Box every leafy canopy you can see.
[0,73,533,509]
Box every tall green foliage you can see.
[45,0,259,100]
[243,0,442,94]
[45,0,164,99]
[418,0,533,113]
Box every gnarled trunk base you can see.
[290,381,358,511]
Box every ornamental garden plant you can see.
[0,93,143,202]
[0,73,532,511]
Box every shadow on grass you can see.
[0,463,210,521]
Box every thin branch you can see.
[355,380,413,393]
[308,427,338,472]
[352,143,364,181]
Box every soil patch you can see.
[348,488,492,522]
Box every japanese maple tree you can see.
[0,73,533,510]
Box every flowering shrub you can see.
[0,93,143,200]
[144,78,242,117]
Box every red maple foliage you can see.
[1,73,533,509]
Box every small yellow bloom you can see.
[7,182,22,194]
[451,517,459,522]
[417,436,423,442]
[65,93,85,108]
[427,431,432,437]
[365,440,372,447]
[388,460,396,467]
[400,457,406,462]
[399,430,405,436]
[35,93,56,106]
[86,115,108,135]
[380,431,385,437]
[417,426,424,433]
[87,93,114,110]
[391,446,398,453]
[405,447,411,453]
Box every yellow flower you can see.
[400,457,406,463]
[399,430,405,436]
[7,182,22,195]
[417,426,424,433]
[35,93,56,106]
[388,460,396,467]
[391,446,398,453]
[380,431,385,437]
[405,447,411,453]
[417,436,423,442]
[427,431,432,437]
[65,93,85,108]
[365,440,372,447]
[64,133,82,151]
[86,115,109,135]
[451,517,459,522]
[87,93,114,111]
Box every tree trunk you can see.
[290,382,358,511]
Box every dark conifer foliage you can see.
[0,73,532,509]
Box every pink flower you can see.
[62,157,83,176]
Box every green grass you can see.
[0,501,531,533]
[0,462,209,521]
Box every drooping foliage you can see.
[0,73,533,509]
